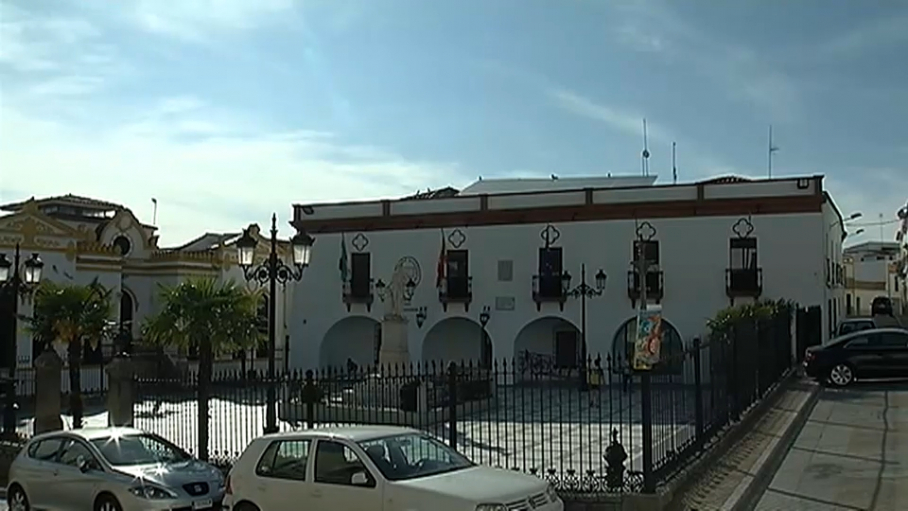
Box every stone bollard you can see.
[34,349,63,434]
[106,353,135,428]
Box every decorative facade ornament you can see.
[352,233,369,252]
[447,228,466,249]
[394,256,421,288]
[732,217,755,238]
[541,224,561,247]
[635,221,656,241]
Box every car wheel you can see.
[94,494,123,511]
[8,485,30,511]
[828,363,855,387]
[234,502,261,511]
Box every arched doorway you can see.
[611,316,684,373]
[320,316,381,370]
[421,317,491,368]
[513,316,582,377]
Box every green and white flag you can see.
[339,233,349,282]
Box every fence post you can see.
[447,362,457,449]
[105,353,135,427]
[33,348,63,434]
[303,370,317,429]
[640,372,655,493]
[693,338,704,441]
[197,339,211,462]
[729,327,740,421]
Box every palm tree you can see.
[28,279,114,429]
[141,277,262,459]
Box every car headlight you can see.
[546,484,559,502]
[476,505,506,511]
[128,485,178,500]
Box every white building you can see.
[0,195,294,394]
[288,174,846,371]
[844,241,906,316]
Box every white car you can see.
[223,426,563,511]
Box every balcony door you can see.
[538,247,563,297]
[446,250,469,298]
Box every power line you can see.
[851,218,900,227]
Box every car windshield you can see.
[90,434,191,466]
[839,321,872,335]
[358,433,474,481]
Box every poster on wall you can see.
[633,305,664,371]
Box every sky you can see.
[1,0,906,246]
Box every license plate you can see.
[193,499,213,510]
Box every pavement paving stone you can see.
[755,489,859,511]
[765,449,879,511]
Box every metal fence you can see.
[134,310,794,495]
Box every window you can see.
[445,250,469,298]
[27,438,65,461]
[633,240,660,266]
[60,440,97,468]
[729,238,757,269]
[256,439,311,481]
[350,253,371,298]
[537,247,563,298]
[358,433,473,482]
[113,235,132,256]
[314,441,374,487]
[844,336,870,349]
[90,434,190,466]
[857,296,862,315]
[846,294,853,316]
[878,332,908,348]
[497,260,513,281]
[839,321,873,336]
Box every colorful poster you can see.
[632,305,664,371]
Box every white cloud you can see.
[549,89,673,145]
[0,99,457,247]
[607,0,800,123]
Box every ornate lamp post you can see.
[236,214,314,434]
[562,265,607,391]
[479,306,491,369]
[0,243,44,436]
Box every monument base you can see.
[379,314,410,367]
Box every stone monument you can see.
[378,266,411,367]
[34,349,63,434]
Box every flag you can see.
[436,230,446,288]
[339,234,349,283]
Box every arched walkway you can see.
[320,316,381,370]
[513,317,583,374]
[611,316,684,373]
[422,317,492,368]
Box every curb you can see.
[722,381,822,511]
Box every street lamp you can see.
[236,214,315,434]
[0,243,44,436]
[479,306,491,369]
[563,264,607,391]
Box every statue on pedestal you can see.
[384,266,409,319]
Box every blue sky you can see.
[1,0,906,245]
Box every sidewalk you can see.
[754,383,908,511]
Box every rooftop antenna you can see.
[641,118,650,177]
[768,125,779,178]
[151,197,158,226]
[672,141,678,185]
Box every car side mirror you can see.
[351,471,371,486]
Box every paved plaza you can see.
[755,382,908,511]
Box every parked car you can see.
[836,317,876,337]
[7,427,225,511]
[872,296,894,316]
[223,425,563,511]
[804,328,908,387]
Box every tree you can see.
[141,277,262,460]
[27,279,114,429]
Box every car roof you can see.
[840,317,874,323]
[259,425,420,443]
[29,427,146,443]
[829,327,908,344]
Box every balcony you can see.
[532,273,567,311]
[343,279,374,312]
[439,276,473,312]
[726,268,763,299]
[627,270,664,308]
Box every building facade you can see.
[288,174,846,372]
[0,195,294,394]
[844,241,906,316]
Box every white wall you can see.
[290,211,827,371]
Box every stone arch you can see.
[320,316,381,370]
[611,316,684,373]
[421,317,492,368]
[513,316,584,375]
